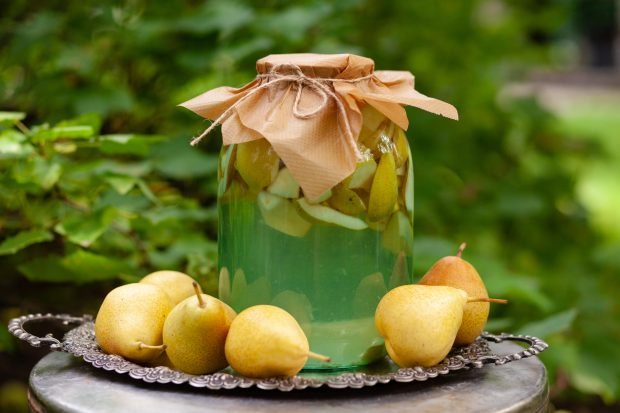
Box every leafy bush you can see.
[0,111,219,294]
[1,0,619,408]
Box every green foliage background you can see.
[1,0,619,410]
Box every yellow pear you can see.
[224,305,330,378]
[163,282,236,375]
[95,283,171,363]
[375,285,469,367]
[140,270,196,306]
[418,243,491,345]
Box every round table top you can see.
[29,341,548,413]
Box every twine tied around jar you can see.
[190,63,374,161]
[181,53,458,199]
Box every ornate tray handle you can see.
[7,314,549,391]
[8,313,92,351]
[476,332,550,367]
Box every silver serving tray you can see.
[9,313,548,391]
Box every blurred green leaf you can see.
[412,236,458,277]
[30,126,94,142]
[496,192,545,217]
[571,372,615,405]
[61,250,132,281]
[54,208,116,247]
[52,126,94,139]
[517,308,578,338]
[53,141,78,154]
[260,4,331,42]
[151,137,218,179]
[55,113,102,134]
[18,250,132,283]
[186,249,219,297]
[136,180,159,205]
[174,1,254,37]
[73,87,134,116]
[0,112,26,124]
[148,233,216,269]
[0,229,53,255]
[484,318,514,332]
[12,157,62,190]
[98,134,164,156]
[592,242,620,270]
[17,255,70,282]
[104,174,136,195]
[0,130,33,158]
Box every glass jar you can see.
[216,105,413,369]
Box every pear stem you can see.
[308,351,331,363]
[468,297,508,304]
[138,342,167,351]
[193,281,206,308]
[456,242,467,258]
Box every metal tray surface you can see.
[9,313,548,391]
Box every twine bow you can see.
[190,63,374,160]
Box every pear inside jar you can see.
[217,105,413,369]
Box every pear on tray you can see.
[163,282,236,375]
[225,305,330,378]
[95,283,171,363]
[139,270,197,306]
[375,284,506,368]
[419,242,494,345]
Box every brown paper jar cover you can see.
[180,53,458,199]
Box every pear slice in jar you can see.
[235,138,279,191]
[348,159,377,191]
[230,269,248,309]
[360,338,388,364]
[267,167,299,199]
[392,128,409,169]
[367,151,398,222]
[389,251,410,289]
[298,198,368,230]
[361,104,386,132]
[257,191,311,237]
[353,271,387,317]
[271,290,313,336]
[220,175,248,203]
[328,183,366,216]
[218,267,231,303]
[218,144,237,197]
[245,276,272,307]
[401,146,414,215]
[358,105,387,147]
[360,121,392,159]
[306,188,332,204]
[382,210,413,255]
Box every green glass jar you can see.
[216,106,413,369]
